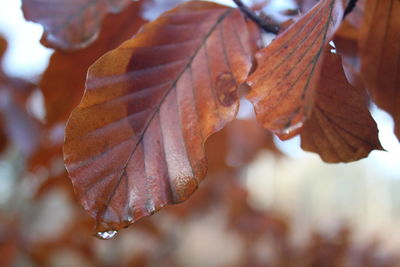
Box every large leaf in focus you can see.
[246,0,345,140]
[301,51,381,163]
[359,0,400,140]
[64,1,254,231]
[41,2,146,125]
[22,0,131,51]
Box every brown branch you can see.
[232,0,280,34]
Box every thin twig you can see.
[232,0,280,34]
[343,0,359,19]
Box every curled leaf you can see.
[246,0,345,139]
[301,51,382,162]
[64,1,255,231]
[40,2,146,125]
[22,0,131,51]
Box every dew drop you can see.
[96,230,118,240]
[146,199,156,214]
[280,121,304,136]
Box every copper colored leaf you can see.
[22,0,131,51]
[246,0,345,140]
[40,2,146,125]
[359,0,400,140]
[64,1,254,231]
[301,51,381,163]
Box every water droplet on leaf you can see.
[275,121,304,140]
[96,230,118,240]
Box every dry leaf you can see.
[359,0,400,140]
[40,2,146,125]
[64,1,255,232]
[247,0,346,140]
[301,51,382,162]
[22,0,131,51]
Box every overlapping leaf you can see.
[301,51,382,162]
[359,0,400,140]
[41,2,146,125]
[22,0,131,50]
[64,1,255,231]
[246,0,346,139]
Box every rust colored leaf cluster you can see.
[13,0,397,233]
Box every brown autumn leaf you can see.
[22,0,131,51]
[359,0,400,140]
[246,0,346,140]
[64,1,255,232]
[300,51,381,163]
[41,1,146,126]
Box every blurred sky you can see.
[0,0,399,178]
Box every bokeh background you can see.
[1,0,400,266]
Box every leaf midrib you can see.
[98,8,233,220]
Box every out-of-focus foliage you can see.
[1,118,399,266]
[0,36,40,157]
[40,1,146,126]
[22,0,132,51]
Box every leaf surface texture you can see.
[301,51,382,162]
[64,1,254,231]
[359,0,400,139]
[246,0,345,139]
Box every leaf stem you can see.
[232,0,280,34]
[343,0,359,18]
